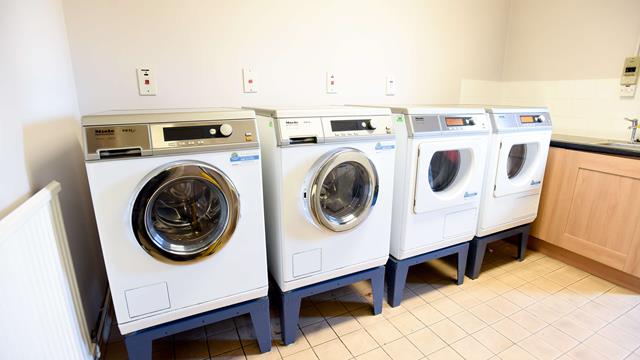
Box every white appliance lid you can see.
[247,105,391,118]
[82,107,255,126]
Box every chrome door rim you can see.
[305,148,378,232]
[131,161,240,262]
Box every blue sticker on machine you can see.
[530,180,541,186]
[230,153,260,162]
[375,142,395,151]
[464,191,478,198]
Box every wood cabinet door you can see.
[533,148,640,276]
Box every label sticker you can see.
[230,152,260,163]
[375,142,395,151]
[268,121,273,128]
[396,116,404,123]
[464,191,478,199]
[530,180,541,186]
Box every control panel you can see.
[491,112,552,132]
[151,119,256,150]
[275,115,394,146]
[408,113,488,137]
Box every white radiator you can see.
[0,181,95,360]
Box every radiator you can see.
[0,181,95,359]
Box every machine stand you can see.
[124,296,271,360]
[466,223,531,280]
[270,266,384,345]
[385,242,469,307]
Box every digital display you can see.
[163,125,218,141]
[445,117,466,126]
[625,66,637,73]
[331,119,369,132]
[520,116,536,123]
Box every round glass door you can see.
[429,150,461,192]
[131,162,239,262]
[306,148,378,232]
[507,144,527,179]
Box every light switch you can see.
[136,67,157,96]
[326,72,337,94]
[243,68,257,93]
[385,75,396,96]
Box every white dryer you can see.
[477,107,553,237]
[388,106,490,259]
[83,109,268,334]
[252,106,396,292]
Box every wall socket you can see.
[385,76,396,96]
[136,67,156,96]
[326,72,337,94]
[243,68,257,93]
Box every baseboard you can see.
[529,237,640,293]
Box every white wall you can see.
[461,0,640,140]
[62,0,511,115]
[0,0,106,333]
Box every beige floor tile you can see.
[472,327,513,354]
[579,300,626,323]
[481,278,513,295]
[536,326,579,353]
[553,288,591,308]
[565,344,609,360]
[497,345,537,360]
[429,319,467,345]
[351,307,386,327]
[283,348,317,360]
[544,266,588,287]
[450,336,493,360]
[526,302,564,324]
[301,320,337,346]
[466,285,500,302]
[365,318,403,345]
[382,337,423,360]
[314,300,349,318]
[508,310,547,334]
[326,313,363,336]
[611,313,640,335]
[387,311,425,335]
[338,292,370,312]
[432,282,463,297]
[212,348,246,360]
[341,328,379,356]
[552,317,593,341]
[208,329,242,356]
[174,336,210,360]
[277,330,311,357]
[468,303,505,325]
[486,296,521,317]
[356,347,391,360]
[450,311,487,334]
[449,289,483,308]
[597,323,640,352]
[381,301,408,320]
[501,289,536,308]
[564,308,608,332]
[529,277,564,294]
[430,296,465,317]
[298,305,325,327]
[491,318,530,343]
[566,276,615,299]
[494,273,527,288]
[582,334,631,360]
[411,284,446,303]
[244,344,282,359]
[313,338,351,360]
[409,303,446,326]
[399,289,428,310]
[539,294,580,316]
[518,335,563,360]
[406,327,447,356]
[427,346,463,360]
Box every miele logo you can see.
[94,128,114,136]
[285,120,299,125]
[121,128,137,133]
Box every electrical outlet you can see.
[385,76,396,96]
[620,84,637,97]
[243,68,257,93]
[326,72,337,94]
[136,67,157,96]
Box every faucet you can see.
[625,118,639,143]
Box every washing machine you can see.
[387,106,490,260]
[251,106,396,292]
[477,106,553,237]
[82,108,268,334]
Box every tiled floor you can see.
[104,241,640,360]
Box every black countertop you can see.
[551,134,640,158]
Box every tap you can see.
[625,118,639,143]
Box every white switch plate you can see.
[136,67,157,96]
[620,84,637,97]
[326,72,337,94]
[243,68,257,93]
[385,75,396,96]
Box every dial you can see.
[366,119,379,130]
[219,123,233,137]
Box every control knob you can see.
[364,118,379,130]
[219,123,233,137]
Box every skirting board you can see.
[529,237,640,293]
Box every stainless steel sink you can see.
[596,141,640,151]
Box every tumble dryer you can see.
[83,109,268,334]
[467,106,552,279]
[252,106,397,292]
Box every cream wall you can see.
[461,0,640,140]
[0,0,106,333]
[61,0,511,114]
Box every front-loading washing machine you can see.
[250,106,396,292]
[82,108,268,335]
[387,106,490,260]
